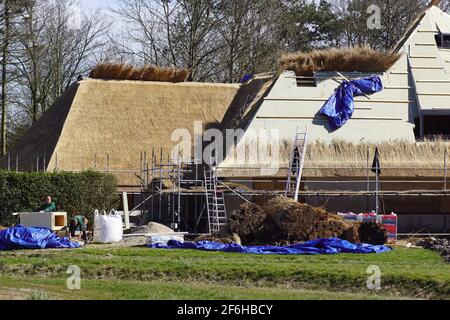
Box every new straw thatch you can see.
[90,63,190,83]
[218,139,450,178]
[1,79,239,187]
[279,47,402,76]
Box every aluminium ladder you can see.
[204,167,227,234]
[239,82,265,118]
[285,128,308,201]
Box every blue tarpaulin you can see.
[319,76,383,130]
[149,238,392,255]
[240,73,254,83]
[0,225,81,250]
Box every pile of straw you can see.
[263,197,350,242]
[212,197,388,245]
[279,47,401,76]
[227,202,267,243]
[89,63,190,83]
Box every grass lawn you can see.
[0,245,449,300]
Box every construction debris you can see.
[147,222,175,234]
[358,221,389,245]
[213,197,388,246]
[100,222,177,248]
[195,229,241,245]
[416,238,450,263]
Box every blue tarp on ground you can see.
[149,238,392,255]
[0,225,80,250]
[319,76,383,130]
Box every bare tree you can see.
[1,0,31,155]
[0,0,11,156]
[12,0,111,124]
[332,0,427,51]
[115,0,221,81]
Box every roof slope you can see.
[400,5,450,113]
[2,79,239,186]
[0,83,79,171]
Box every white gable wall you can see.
[219,6,450,169]
[402,6,450,116]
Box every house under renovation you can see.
[2,4,450,235]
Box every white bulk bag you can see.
[93,210,123,243]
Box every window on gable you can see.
[435,33,450,48]
[423,115,450,138]
[296,76,317,87]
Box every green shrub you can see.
[0,171,119,227]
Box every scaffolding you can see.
[3,147,450,235]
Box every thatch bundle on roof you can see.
[279,47,401,76]
[90,63,190,83]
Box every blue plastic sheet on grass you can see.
[149,238,392,255]
[319,76,383,130]
[0,225,80,250]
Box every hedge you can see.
[0,171,118,227]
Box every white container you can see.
[19,212,67,231]
[93,210,123,243]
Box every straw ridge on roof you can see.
[90,63,190,83]
[279,47,402,76]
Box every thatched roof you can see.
[217,140,450,178]
[1,79,239,186]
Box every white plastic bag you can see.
[148,235,184,246]
[93,210,123,243]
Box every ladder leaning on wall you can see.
[204,167,227,234]
[285,127,308,201]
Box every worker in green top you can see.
[34,195,56,213]
[68,214,89,242]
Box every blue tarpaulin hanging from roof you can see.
[240,73,254,83]
[319,76,383,130]
[149,238,392,255]
[0,225,80,250]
